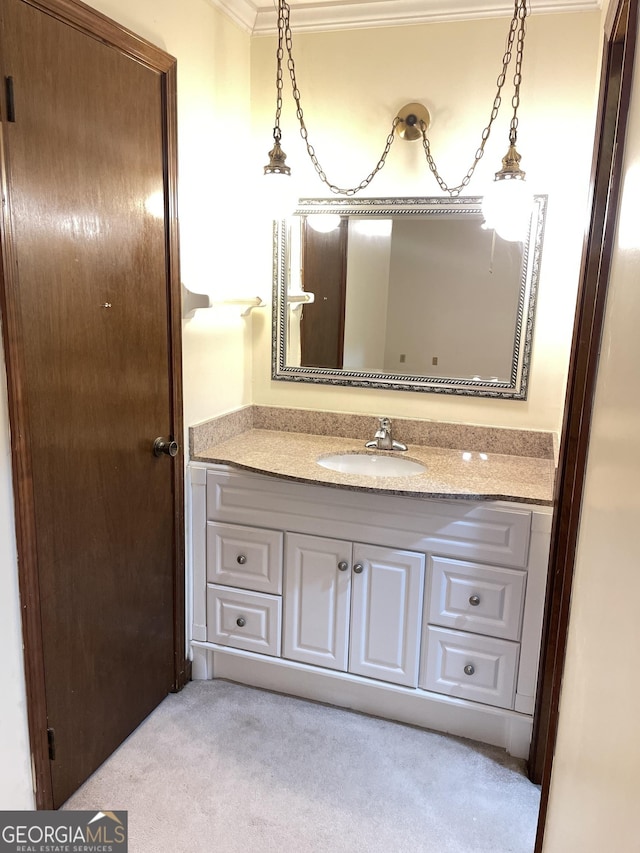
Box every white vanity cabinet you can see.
[284,533,425,687]
[190,463,552,759]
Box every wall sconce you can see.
[264,0,530,240]
[395,103,431,141]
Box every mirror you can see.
[272,195,547,398]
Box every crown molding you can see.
[209,0,258,32]
[209,0,601,35]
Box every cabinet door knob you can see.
[353,563,364,574]
[337,560,349,572]
[236,617,246,628]
[464,664,475,676]
[237,554,247,565]
[469,595,481,606]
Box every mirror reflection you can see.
[273,196,547,398]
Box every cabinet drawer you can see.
[428,556,526,641]
[420,626,519,709]
[207,584,281,656]
[207,522,283,594]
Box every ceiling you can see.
[210,0,600,35]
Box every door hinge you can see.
[5,77,15,123]
[47,727,56,761]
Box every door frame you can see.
[531,0,636,846]
[0,0,187,809]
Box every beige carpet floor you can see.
[63,680,540,852]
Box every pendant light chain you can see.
[280,0,399,196]
[270,0,528,197]
[509,0,528,147]
[419,0,528,196]
[272,0,285,146]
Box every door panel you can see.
[0,0,183,806]
[349,545,425,687]
[283,533,351,670]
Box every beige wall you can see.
[250,12,602,433]
[542,14,640,851]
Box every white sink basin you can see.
[317,453,426,477]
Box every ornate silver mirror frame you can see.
[272,195,547,398]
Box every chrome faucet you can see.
[365,417,407,451]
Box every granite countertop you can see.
[192,428,555,506]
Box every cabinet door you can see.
[349,544,425,687]
[283,533,351,670]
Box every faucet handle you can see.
[378,416,391,429]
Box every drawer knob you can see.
[236,617,246,628]
[353,563,364,574]
[237,555,247,565]
[464,664,475,676]
[338,560,349,572]
[469,595,481,607]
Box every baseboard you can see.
[191,642,533,758]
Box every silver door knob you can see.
[469,595,481,606]
[236,617,246,628]
[153,437,179,457]
[353,563,364,574]
[338,561,349,572]
[464,664,475,676]
[237,555,247,565]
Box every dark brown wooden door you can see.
[0,0,184,807]
[300,217,347,368]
